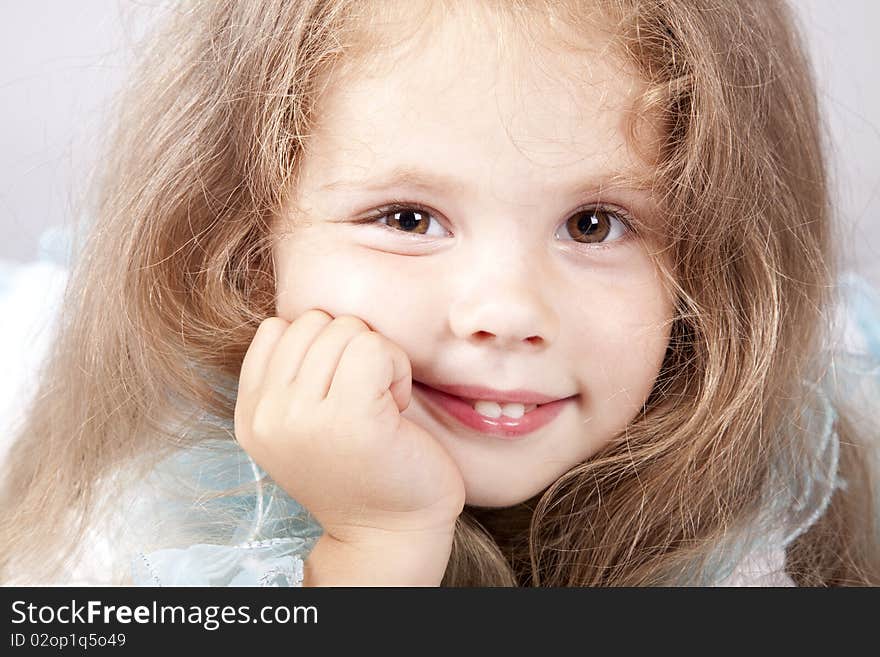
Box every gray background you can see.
[1,1,877,286]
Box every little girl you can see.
[2,0,879,586]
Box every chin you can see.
[463,482,542,509]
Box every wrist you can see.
[303,528,454,587]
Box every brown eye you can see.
[385,209,432,234]
[560,208,625,244]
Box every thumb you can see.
[385,340,412,412]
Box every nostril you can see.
[472,331,544,345]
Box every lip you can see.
[415,381,568,405]
[413,381,577,439]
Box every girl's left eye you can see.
[555,208,629,245]
[359,204,630,245]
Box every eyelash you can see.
[350,201,635,249]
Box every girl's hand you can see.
[234,310,466,583]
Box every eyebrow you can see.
[319,167,470,194]
[318,165,651,197]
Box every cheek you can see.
[570,276,672,407]
[273,238,439,348]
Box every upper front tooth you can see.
[473,401,528,418]
[501,403,525,419]
[474,400,502,418]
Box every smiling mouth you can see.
[411,381,578,439]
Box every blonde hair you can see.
[1,0,877,585]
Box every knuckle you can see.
[301,308,332,324]
[258,316,287,334]
[348,330,383,353]
[333,315,370,333]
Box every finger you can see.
[238,317,289,398]
[264,309,333,388]
[291,315,371,403]
[327,331,412,413]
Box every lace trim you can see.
[132,538,306,587]
[779,378,841,548]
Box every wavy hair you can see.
[1,0,877,585]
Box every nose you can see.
[447,252,559,350]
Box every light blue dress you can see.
[127,439,323,587]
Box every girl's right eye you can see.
[359,204,451,238]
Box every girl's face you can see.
[273,11,675,508]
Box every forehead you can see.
[297,3,654,199]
